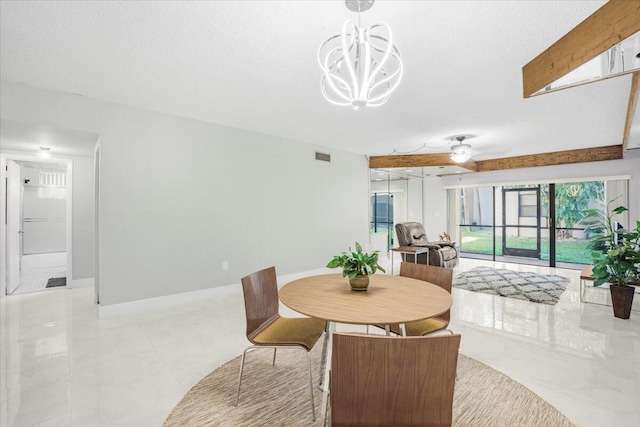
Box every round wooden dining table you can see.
[279,272,453,418]
[279,273,452,326]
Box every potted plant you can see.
[327,242,386,291]
[583,201,640,319]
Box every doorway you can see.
[2,156,73,295]
[501,187,541,259]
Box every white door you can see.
[6,160,21,294]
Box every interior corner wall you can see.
[438,150,640,230]
[0,80,369,306]
[72,155,95,280]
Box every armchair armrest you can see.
[433,241,456,247]
[414,241,457,249]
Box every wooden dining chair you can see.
[236,266,326,421]
[329,332,461,427]
[373,262,453,336]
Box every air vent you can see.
[315,152,331,162]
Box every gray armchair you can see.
[395,222,459,268]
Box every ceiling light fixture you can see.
[450,136,472,163]
[318,0,403,109]
[38,147,52,159]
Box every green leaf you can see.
[613,206,628,215]
[327,258,342,268]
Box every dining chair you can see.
[236,266,326,421]
[328,332,461,427]
[376,262,453,336]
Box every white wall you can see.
[0,81,369,306]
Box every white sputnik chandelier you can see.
[318,0,403,109]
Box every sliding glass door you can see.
[453,178,623,268]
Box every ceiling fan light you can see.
[38,147,52,159]
[450,143,472,163]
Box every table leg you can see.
[384,324,391,336]
[320,322,334,423]
[319,321,334,392]
[400,323,406,336]
[391,251,395,275]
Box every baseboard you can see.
[71,278,94,288]
[98,267,333,319]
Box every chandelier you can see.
[450,136,473,163]
[318,0,403,109]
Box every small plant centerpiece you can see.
[582,202,640,319]
[327,242,386,291]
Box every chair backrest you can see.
[395,222,429,247]
[400,262,453,321]
[240,266,280,341]
[330,333,461,427]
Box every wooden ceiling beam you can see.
[369,145,623,173]
[622,72,640,152]
[474,145,623,172]
[369,153,478,171]
[522,0,640,98]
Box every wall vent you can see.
[315,152,331,162]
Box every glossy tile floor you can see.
[1,258,638,427]
[11,267,66,295]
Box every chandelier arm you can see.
[317,34,343,67]
[341,21,361,100]
[359,34,373,101]
[323,45,356,101]
[323,71,355,102]
[367,62,403,102]
[364,24,394,87]
[321,84,353,106]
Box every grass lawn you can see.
[461,228,592,264]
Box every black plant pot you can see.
[609,284,635,319]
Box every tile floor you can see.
[0,258,638,427]
[10,268,66,295]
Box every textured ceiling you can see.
[1,0,636,159]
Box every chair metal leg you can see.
[323,387,330,427]
[235,346,254,406]
[305,351,316,421]
[272,348,277,366]
[236,345,316,422]
[319,327,329,389]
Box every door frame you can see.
[93,140,101,304]
[501,186,541,259]
[0,153,73,297]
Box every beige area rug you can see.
[164,343,575,427]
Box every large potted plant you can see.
[327,242,386,291]
[583,202,640,319]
